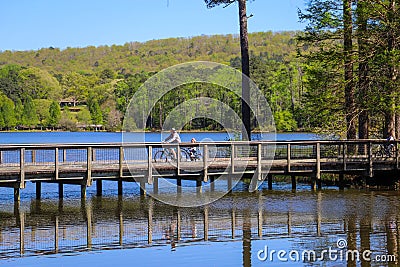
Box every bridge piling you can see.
[96,180,102,196]
[58,183,63,199]
[267,174,273,190]
[35,182,41,200]
[118,179,123,195]
[291,175,296,190]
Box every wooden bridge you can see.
[0,140,399,202]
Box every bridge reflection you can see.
[0,191,399,266]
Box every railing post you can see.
[20,148,25,188]
[119,146,124,178]
[343,143,347,171]
[231,143,235,174]
[55,147,59,180]
[287,144,291,173]
[31,150,36,164]
[316,142,321,180]
[86,147,92,186]
[148,145,153,184]
[92,148,96,161]
[63,149,67,162]
[396,141,399,170]
[257,143,262,181]
[203,144,208,182]
[368,142,373,177]
[177,145,181,176]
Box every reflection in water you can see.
[1,190,400,266]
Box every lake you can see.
[0,132,398,267]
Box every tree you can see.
[357,0,369,139]
[0,95,16,129]
[343,0,357,140]
[88,99,103,125]
[18,67,62,100]
[33,99,51,127]
[48,101,61,127]
[21,96,39,128]
[205,0,252,140]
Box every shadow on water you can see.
[1,189,400,266]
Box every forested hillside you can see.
[0,31,303,132]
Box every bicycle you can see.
[374,143,396,157]
[181,147,202,161]
[153,147,190,162]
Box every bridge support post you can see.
[35,182,41,200]
[58,183,63,199]
[228,176,233,192]
[268,174,273,190]
[339,174,345,190]
[311,176,317,191]
[140,180,146,196]
[96,180,102,196]
[177,178,182,194]
[153,177,159,195]
[196,180,202,195]
[118,179,123,196]
[291,175,296,191]
[210,176,215,192]
[81,184,86,200]
[14,187,20,204]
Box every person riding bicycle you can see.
[385,131,395,156]
[163,128,181,160]
[189,138,197,161]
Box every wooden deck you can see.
[0,140,399,201]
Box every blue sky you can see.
[0,0,306,51]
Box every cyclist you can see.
[164,128,181,160]
[189,138,197,161]
[385,131,395,156]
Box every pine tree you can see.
[48,101,61,127]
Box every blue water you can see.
[0,131,321,144]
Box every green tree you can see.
[48,101,62,127]
[18,67,62,100]
[76,108,92,127]
[0,65,24,102]
[33,99,52,127]
[88,99,103,125]
[21,96,39,128]
[0,95,16,129]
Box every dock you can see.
[0,140,399,202]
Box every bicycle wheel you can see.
[179,149,190,162]
[374,149,383,158]
[193,151,202,161]
[154,150,171,162]
[389,145,397,157]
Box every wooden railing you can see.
[0,140,399,200]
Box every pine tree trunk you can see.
[238,0,251,141]
[384,0,396,138]
[357,0,369,140]
[343,0,357,140]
